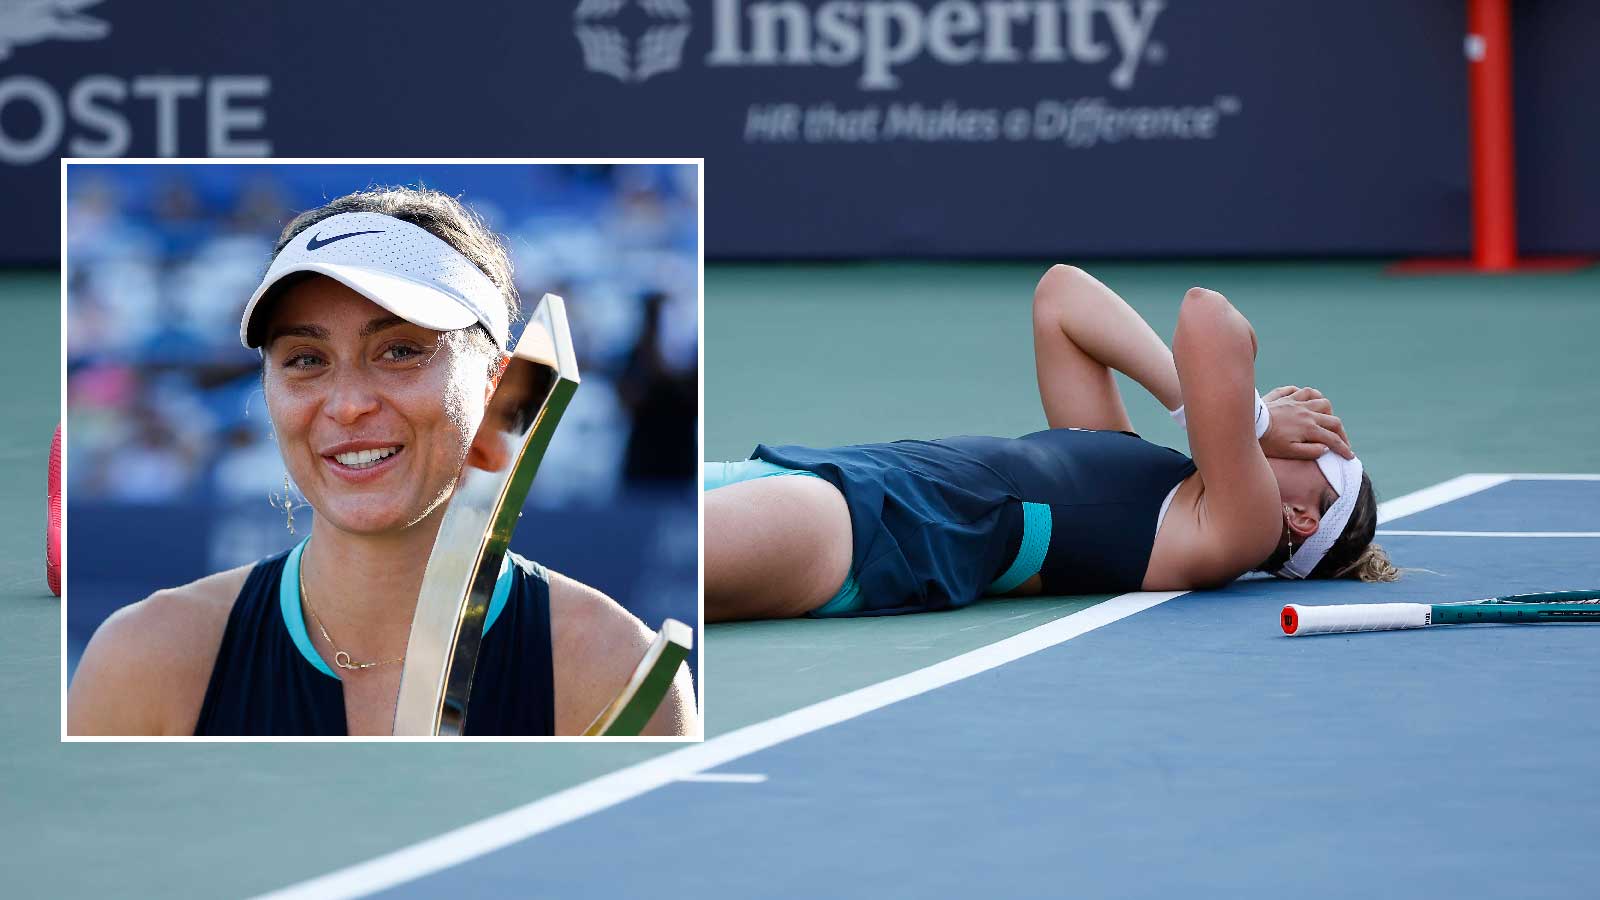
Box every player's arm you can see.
[1170,287,1283,586]
[68,583,231,736]
[1032,264,1183,430]
[548,573,697,737]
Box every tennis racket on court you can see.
[1282,590,1600,636]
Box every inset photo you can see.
[64,159,701,738]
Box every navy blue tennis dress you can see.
[750,428,1196,616]
[195,541,555,735]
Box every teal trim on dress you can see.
[483,554,514,634]
[280,539,337,680]
[987,501,1053,595]
[806,574,865,617]
[281,542,514,681]
[703,459,819,491]
[815,501,1052,614]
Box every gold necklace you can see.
[298,561,404,671]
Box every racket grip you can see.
[1281,602,1431,636]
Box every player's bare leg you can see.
[705,475,853,622]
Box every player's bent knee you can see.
[1034,264,1094,320]
[1033,266,1068,326]
[1035,263,1080,301]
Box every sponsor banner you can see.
[5,1,1598,261]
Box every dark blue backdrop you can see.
[3,1,1597,260]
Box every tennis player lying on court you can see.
[706,265,1398,621]
[69,188,696,736]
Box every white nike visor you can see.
[240,211,510,350]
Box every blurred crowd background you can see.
[64,163,699,669]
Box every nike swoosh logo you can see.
[306,229,385,251]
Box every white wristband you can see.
[1169,391,1270,439]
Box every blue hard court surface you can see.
[365,477,1600,899]
[1388,479,1600,532]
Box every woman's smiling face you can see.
[260,276,495,536]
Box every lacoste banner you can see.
[7,1,1598,262]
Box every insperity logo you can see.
[0,0,109,61]
[574,0,693,84]
[576,0,1168,91]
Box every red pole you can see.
[1467,0,1517,270]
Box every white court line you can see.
[1374,474,1508,524]
[1378,530,1600,538]
[258,591,1184,900]
[677,773,768,784]
[1375,473,1600,537]
[257,473,1507,900]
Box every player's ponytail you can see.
[1334,542,1400,582]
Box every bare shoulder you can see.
[547,571,697,737]
[547,571,653,719]
[67,564,252,736]
[548,570,654,649]
[1146,472,1270,590]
